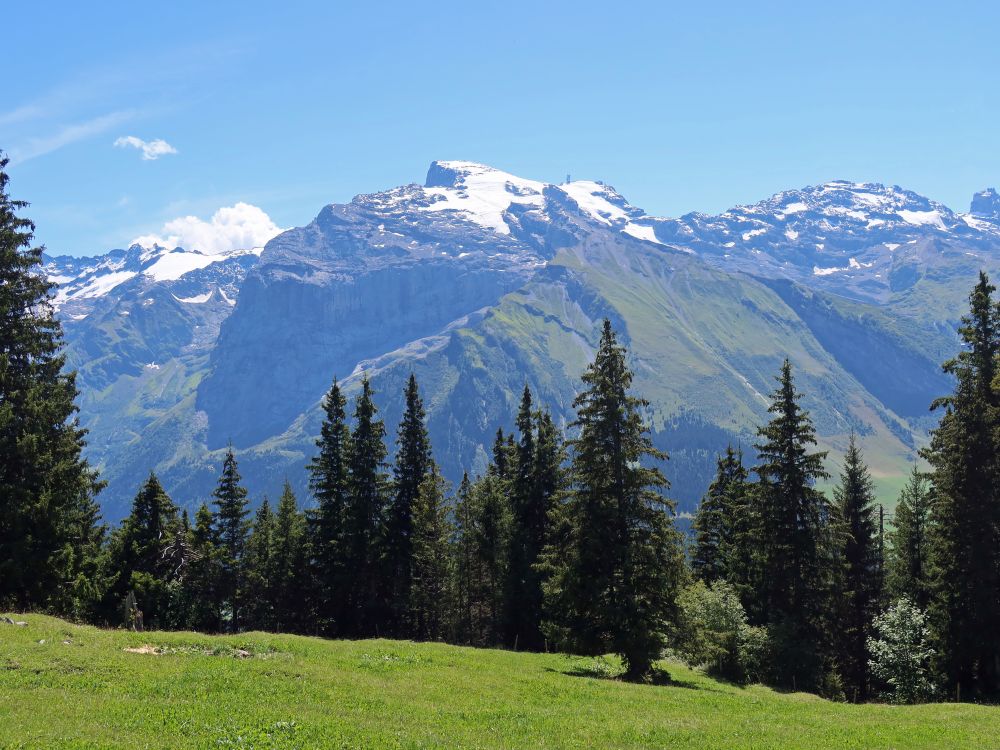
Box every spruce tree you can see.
[692,445,747,584]
[386,373,434,635]
[343,375,390,635]
[833,433,881,701]
[183,503,222,632]
[0,154,104,612]
[542,320,685,679]
[506,385,538,648]
[243,498,274,630]
[886,467,932,609]
[104,472,181,627]
[467,472,511,645]
[307,377,351,634]
[924,272,1000,697]
[409,466,453,641]
[212,447,250,631]
[268,481,307,633]
[754,359,834,693]
[451,472,476,643]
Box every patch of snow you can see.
[813,265,847,276]
[884,243,900,251]
[144,250,216,281]
[897,209,945,229]
[172,289,214,304]
[55,270,137,304]
[622,223,661,244]
[420,162,545,234]
[218,288,236,306]
[785,228,799,241]
[742,228,767,241]
[783,201,808,214]
[144,362,161,370]
[560,181,631,225]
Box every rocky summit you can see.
[45,161,1000,519]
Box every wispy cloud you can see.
[8,111,136,165]
[132,203,283,254]
[114,135,178,161]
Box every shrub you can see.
[867,598,936,704]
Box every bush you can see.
[867,598,936,704]
[673,580,766,683]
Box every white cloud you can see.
[114,135,178,161]
[132,202,283,255]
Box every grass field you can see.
[1,615,998,749]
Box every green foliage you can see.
[832,433,882,701]
[451,471,510,646]
[386,373,434,636]
[0,154,104,614]
[409,466,453,640]
[691,445,748,585]
[103,473,181,628]
[753,359,835,693]
[868,598,937,704]
[923,272,1000,697]
[673,580,765,683]
[342,376,390,635]
[886,466,932,609]
[306,377,350,634]
[212,448,250,631]
[542,320,685,679]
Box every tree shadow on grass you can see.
[546,659,720,692]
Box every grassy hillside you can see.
[1,615,997,749]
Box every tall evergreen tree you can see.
[0,154,104,613]
[104,473,181,627]
[886,467,932,609]
[243,498,274,630]
[269,481,308,633]
[212,447,250,631]
[451,472,477,643]
[924,272,1000,697]
[691,445,747,584]
[409,466,453,641]
[506,386,539,648]
[754,359,834,693]
[342,375,390,635]
[386,373,434,635]
[307,377,351,634]
[833,433,881,701]
[542,320,685,679]
[182,503,222,632]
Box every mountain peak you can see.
[971,188,1000,220]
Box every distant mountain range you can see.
[45,161,1000,520]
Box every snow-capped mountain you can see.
[47,161,1000,519]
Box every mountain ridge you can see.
[44,161,999,519]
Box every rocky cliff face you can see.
[48,163,1000,519]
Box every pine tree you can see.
[104,472,181,627]
[886,467,932,609]
[0,154,105,613]
[451,472,476,642]
[754,359,834,693]
[269,481,308,633]
[212,447,250,631]
[386,374,434,635]
[409,466,453,641]
[542,320,685,679]
[307,377,351,634]
[833,433,881,701]
[924,272,1000,697]
[506,385,538,648]
[342,375,390,635]
[691,446,747,584]
[243,498,274,630]
[183,503,222,632]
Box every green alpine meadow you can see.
[5,5,1000,747]
[2,614,997,750]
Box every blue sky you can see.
[4,0,999,257]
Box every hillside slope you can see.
[46,162,1000,518]
[1,615,997,749]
